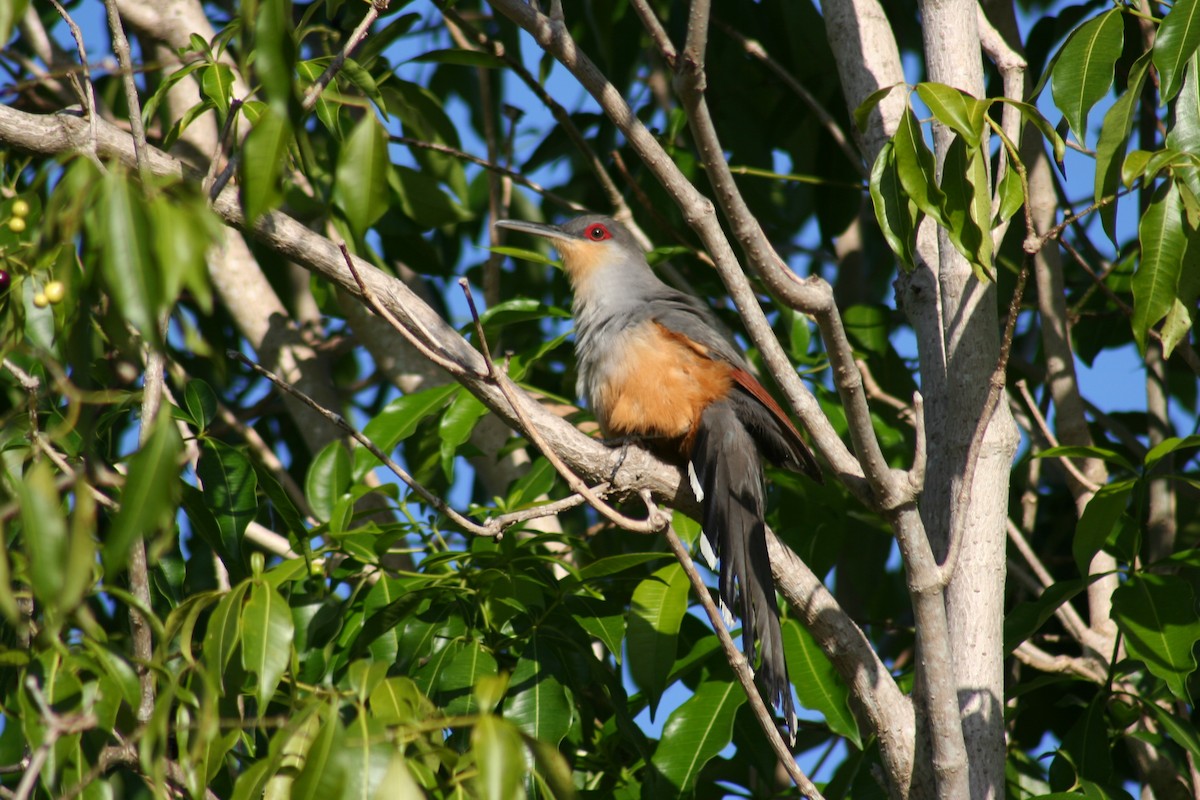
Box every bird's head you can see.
[494,215,647,286]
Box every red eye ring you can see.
[587,224,611,241]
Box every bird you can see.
[495,214,822,736]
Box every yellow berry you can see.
[8,217,26,233]
[11,200,29,218]
[44,280,65,304]
[33,292,48,308]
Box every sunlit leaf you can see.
[1133,180,1187,352]
[242,580,295,707]
[649,680,744,793]
[1051,9,1123,147]
[1154,0,1200,102]
[1113,573,1200,702]
[628,563,689,717]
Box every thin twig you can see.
[103,0,149,177]
[392,136,583,211]
[228,350,496,536]
[1014,379,1102,494]
[300,1,389,110]
[459,279,669,534]
[664,524,824,798]
[47,0,101,164]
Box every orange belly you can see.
[591,321,732,455]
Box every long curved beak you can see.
[494,219,581,244]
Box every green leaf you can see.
[0,0,30,53]
[1094,52,1152,244]
[915,82,986,147]
[242,580,295,707]
[204,581,250,690]
[1051,9,1123,147]
[334,114,391,239]
[197,439,258,563]
[1134,180,1187,352]
[438,391,488,482]
[240,107,292,225]
[1113,573,1200,702]
[369,676,431,725]
[892,106,947,228]
[628,563,690,717]
[104,413,183,574]
[184,379,219,432]
[650,680,744,793]
[1144,433,1200,469]
[995,155,1025,224]
[356,383,460,478]
[1073,480,1134,576]
[994,98,1067,169]
[783,620,861,747]
[1059,693,1112,783]
[253,0,297,115]
[438,641,499,716]
[1154,0,1200,102]
[506,457,557,508]
[1169,51,1200,200]
[473,715,526,800]
[201,64,235,118]
[565,595,626,660]
[868,140,919,271]
[1004,576,1101,653]
[411,48,506,69]
[16,460,69,616]
[1162,217,1200,356]
[1141,698,1200,764]
[1036,444,1137,474]
[940,136,993,278]
[390,165,471,228]
[306,441,352,522]
[98,168,160,342]
[503,635,572,746]
[852,83,903,135]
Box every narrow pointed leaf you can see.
[1155,0,1200,102]
[1134,181,1187,352]
[1051,9,1123,147]
[473,715,526,800]
[242,580,295,707]
[869,140,920,271]
[628,563,689,716]
[892,106,947,227]
[334,114,390,239]
[916,82,986,147]
[104,413,183,574]
[1095,52,1152,243]
[941,136,993,278]
[240,107,291,224]
[503,635,572,746]
[197,440,257,564]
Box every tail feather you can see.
[691,400,797,736]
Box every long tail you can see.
[690,400,797,736]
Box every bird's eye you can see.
[587,224,611,241]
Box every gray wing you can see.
[642,286,750,369]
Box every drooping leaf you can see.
[253,0,297,115]
[1133,180,1187,352]
[628,563,690,716]
[438,390,488,482]
[1095,52,1152,244]
[306,441,352,522]
[438,641,499,716]
[1154,0,1200,102]
[1073,480,1134,576]
[104,412,183,574]
[16,460,68,616]
[940,136,993,279]
[355,383,461,478]
[204,580,250,690]
[197,439,258,564]
[334,114,391,239]
[240,107,292,224]
[242,580,296,707]
[472,715,526,800]
[1051,9,1123,147]
[891,106,947,228]
[869,140,920,271]
[98,168,160,343]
